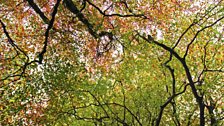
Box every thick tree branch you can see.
[26,0,50,24]
[63,0,97,38]
[137,33,206,125]
[38,0,61,64]
[205,96,217,125]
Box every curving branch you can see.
[172,0,223,50]
[136,33,206,125]
[69,89,142,125]
[183,15,224,59]
[0,0,61,82]
[38,0,61,64]
[0,20,31,81]
[155,83,190,126]
[85,0,147,18]
[0,20,29,60]
[83,90,110,118]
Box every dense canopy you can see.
[0,0,223,125]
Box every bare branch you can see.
[38,0,61,64]
[183,16,224,59]
[156,83,190,126]
[0,20,29,60]
[63,0,97,38]
[173,1,223,49]
[26,0,50,24]
[137,33,205,125]
[85,0,147,18]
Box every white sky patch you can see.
[156,29,163,40]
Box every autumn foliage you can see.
[0,0,223,125]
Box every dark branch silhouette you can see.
[26,0,50,24]
[38,0,61,64]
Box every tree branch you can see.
[63,0,97,38]
[137,33,205,125]
[26,0,50,24]
[183,16,224,59]
[85,0,147,18]
[0,20,29,60]
[38,0,61,64]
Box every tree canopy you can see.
[0,0,223,125]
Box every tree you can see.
[0,0,223,125]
